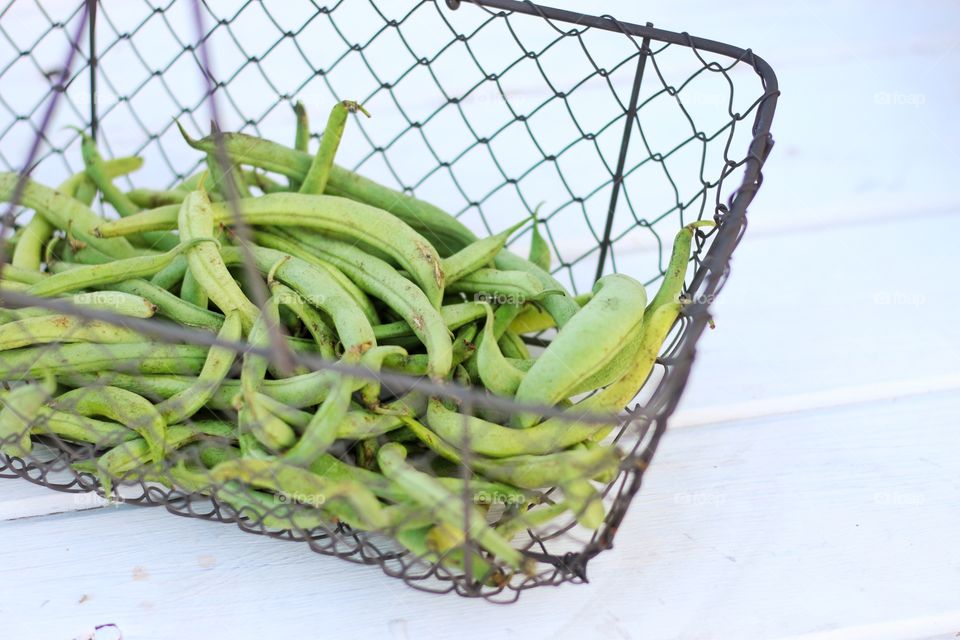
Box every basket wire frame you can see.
[0,0,778,600]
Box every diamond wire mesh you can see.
[0,0,777,599]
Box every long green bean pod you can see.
[156,311,242,424]
[53,385,166,461]
[299,100,367,195]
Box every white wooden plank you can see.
[1,390,957,640]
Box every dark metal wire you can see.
[0,0,778,600]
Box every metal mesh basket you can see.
[0,0,778,600]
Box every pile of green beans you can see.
[0,100,706,582]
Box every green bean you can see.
[269,282,337,359]
[53,386,166,461]
[476,303,524,397]
[0,173,139,259]
[498,329,530,360]
[549,223,707,436]
[358,345,406,410]
[299,100,367,195]
[58,155,144,200]
[442,218,528,284]
[0,315,146,351]
[106,279,224,330]
[508,292,593,334]
[425,399,604,458]
[150,254,188,290]
[218,244,375,353]
[513,273,648,428]
[253,232,379,326]
[178,268,207,309]
[10,216,52,271]
[33,407,136,448]
[528,214,551,272]
[99,191,447,309]
[446,267,553,302]
[239,300,297,451]
[78,133,179,252]
[61,369,363,410]
[178,190,260,330]
[0,263,48,284]
[494,502,569,542]
[25,244,190,298]
[261,397,406,440]
[0,381,53,457]
[377,443,523,569]
[96,420,234,478]
[400,415,619,490]
[0,342,208,378]
[394,525,506,586]
[264,229,451,378]
[463,303,520,381]
[0,291,156,322]
[126,188,189,208]
[493,250,579,327]
[282,352,360,467]
[210,457,389,530]
[156,311,242,424]
[372,301,484,341]
[172,127,476,256]
[293,100,310,152]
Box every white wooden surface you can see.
[3,1,960,639]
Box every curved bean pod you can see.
[173,128,476,256]
[254,232,379,326]
[446,268,553,303]
[299,100,367,195]
[240,300,297,451]
[493,250,579,327]
[210,457,388,531]
[126,188,189,208]
[528,215,551,272]
[513,274,648,428]
[425,399,604,458]
[0,381,53,457]
[0,173,139,259]
[377,443,524,570]
[156,311,242,424]
[269,282,337,359]
[33,406,136,448]
[218,244,375,353]
[79,133,179,251]
[61,369,364,410]
[442,218,527,284]
[178,190,259,330]
[282,359,357,467]
[258,230,452,377]
[476,303,525,397]
[53,386,166,462]
[372,301,484,341]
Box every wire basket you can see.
[0,0,778,600]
